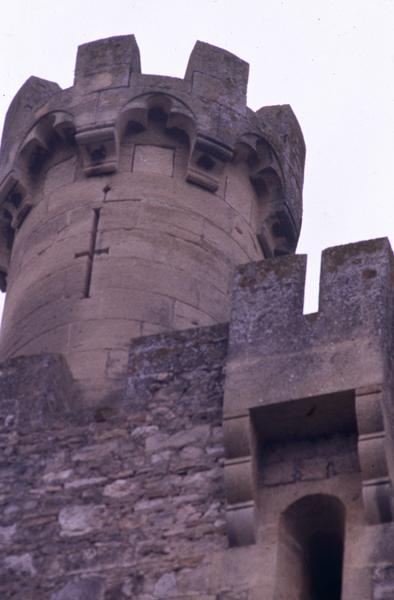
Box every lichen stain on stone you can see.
[238,275,256,288]
[152,347,172,359]
[326,239,388,271]
[362,268,377,280]
[272,262,298,280]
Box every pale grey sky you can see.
[1,0,393,312]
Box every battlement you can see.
[225,237,394,413]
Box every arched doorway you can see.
[274,494,345,600]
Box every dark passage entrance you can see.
[274,494,345,600]
[308,529,344,599]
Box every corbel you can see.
[356,386,393,524]
[0,169,33,231]
[186,135,233,192]
[223,413,256,546]
[75,124,119,176]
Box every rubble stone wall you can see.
[0,325,237,600]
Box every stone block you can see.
[58,504,107,536]
[91,256,200,307]
[362,480,393,524]
[133,144,174,176]
[226,502,255,546]
[99,201,140,231]
[69,318,141,352]
[356,391,385,435]
[224,457,254,505]
[66,348,108,381]
[223,416,251,459]
[43,156,77,196]
[185,41,248,112]
[358,433,389,480]
[261,460,296,486]
[0,524,16,546]
[174,300,216,330]
[50,578,105,600]
[202,218,253,264]
[198,282,230,323]
[106,348,129,379]
[47,177,108,215]
[3,553,36,577]
[225,166,254,223]
[137,200,205,240]
[74,35,140,91]
[0,354,75,431]
[103,478,138,498]
[141,322,166,336]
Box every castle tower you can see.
[2,35,394,600]
[0,35,304,404]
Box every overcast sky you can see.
[1,0,393,312]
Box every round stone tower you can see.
[0,35,305,404]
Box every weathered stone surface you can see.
[74,35,141,91]
[0,324,232,599]
[50,578,104,600]
[3,552,36,576]
[0,353,77,432]
[225,238,394,414]
[0,525,16,547]
[58,505,107,537]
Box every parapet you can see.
[225,237,394,411]
[0,35,305,285]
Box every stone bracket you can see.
[223,414,256,546]
[257,204,299,257]
[186,135,233,192]
[356,386,394,524]
[18,111,75,173]
[75,125,119,176]
[119,93,195,140]
[0,170,33,231]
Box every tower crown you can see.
[0,35,305,403]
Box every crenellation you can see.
[74,35,141,90]
[227,238,394,373]
[185,41,249,110]
[0,77,61,174]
